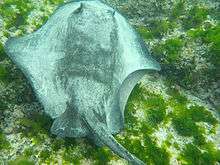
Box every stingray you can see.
[4,0,161,164]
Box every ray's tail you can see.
[82,114,145,165]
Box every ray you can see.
[4,1,160,164]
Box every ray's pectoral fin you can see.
[5,35,33,58]
[4,35,37,71]
[4,37,24,65]
[82,109,145,165]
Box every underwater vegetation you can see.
[0,65,8,83]
[187,24,220,78]
[2,82,218,164]
[138,1,219,91]
[115,83,220,165]
[152,37,184,64]
[0,129,10,151]
[8,156,35,165]
[180,143,220,165]
[18,111,53,144]
[0,0,64,36]
[0,43,7,61]
[137,19,177,40]
[0,0,220,164]
[116,86,170,165]
[182,5,209,30]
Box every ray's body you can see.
[5,1,161,164]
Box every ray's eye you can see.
[112,10,115,16]
[107,10,116,16]
[73,2,84,14]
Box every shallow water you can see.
[0,0,220,164]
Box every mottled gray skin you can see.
[5,0,160,164]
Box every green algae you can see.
[18,112,52,144]
[169,94,219,163]
[147,19,176,38]
[51,138,65,152]
[136,26,153,40]
[171,106,209,146]
[23,147,34,158]
[187,23,220,81]
[125,84,167,130]
[117,83,219,165]
[62,148,82,165]
[8,156,34,165]
[0,0,64,35]
[0,130,10,151]
[182,5,209,30]
[0,0,34,29]
[162,38,184,64]
[200,25,220,73]
[138,18,177,39]
[39,149,52,162]
[152,26,215,89]
[189,105,218,125]
[187,27,205,39]
[170,0,186,19]
[167,88,188,105]
[187,24,220,57]
[0,65,8,82]
[128,84,218,164]
[122,85,219,164]
[61,139,83,164]
[145,106,166,127]
[152,38,184,64]
[89,147,113,165]
[124,83,143,130]
[0,100,7,112]
[141,1,219,90]
[116,84,170,164]
[180,143,220,165]
[168,87,218,140]
[172,110,199,137]
[21,135,112,164]
[143,135,170,165]
[117,133,170,165]
[0,43,7,61]
[143,93,167,127]
[61,139,115,165]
